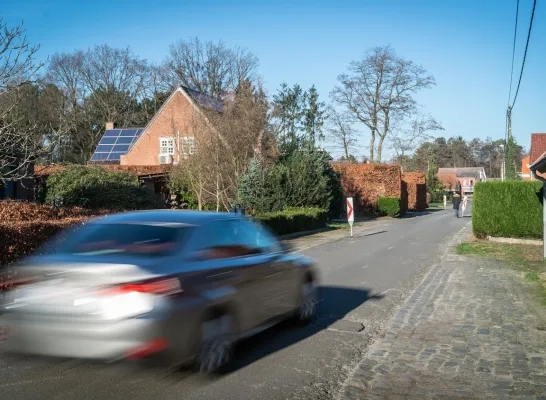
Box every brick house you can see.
[90,86,223,166]
[437,167,487,195]
[31,85,269,204]
[526,133,546,181]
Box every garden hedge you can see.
[473,181,543,239]
[378,197,403,218]
[45,165,164,210]
[255,207,328,236]
[333,164,402,214]
[402,172,427,211]
[0,219,89,267]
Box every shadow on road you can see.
[402,208,445,219]
[215,285,383,376]
[360,230,387,237]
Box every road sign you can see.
[347,197,354,222]
[347,197,354,237]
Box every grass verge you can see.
[327,221,361,231]
[428,202,444,208]
[455,240,546,305]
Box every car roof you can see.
[89,210,244,226]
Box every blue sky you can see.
[3,0,545,159]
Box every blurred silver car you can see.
[0,210,318,373]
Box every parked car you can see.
[0,210,318,373]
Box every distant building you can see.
[525,133,546,181]
[521,154,531,181]
[437,167,487,195]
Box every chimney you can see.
[105,121,114,130]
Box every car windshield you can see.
[45,222,191,258]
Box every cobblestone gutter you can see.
[340,224,546,400]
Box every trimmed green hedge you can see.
[46,165,164,211]
[255,207,328,236]
[378,197,402,218]
[473,181,543,239]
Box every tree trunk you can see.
[343,138,350,160]
[377,135,385,163]
[369,132,375,163]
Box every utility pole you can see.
[504,106,514,180]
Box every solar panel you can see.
[183,87,224,113]
[112,144,130,152]
[120,129,140,137]
[116,136,134,144]
[96,144,113,153]
[100,137,117,145]
[89,128,144,163]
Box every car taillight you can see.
[101,277,183,297]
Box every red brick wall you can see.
[333,164,402,214]
[121,89,202,166]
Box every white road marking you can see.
[361,265,369,269]
[388,246,394,250]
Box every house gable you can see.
[121,88,201,166]
[529,133,546,165]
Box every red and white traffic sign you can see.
[346,197,354,223]
[346,197,354,237]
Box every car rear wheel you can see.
[196,314,233,374]
[296,281,317,324]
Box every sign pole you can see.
[443,195,447,210]
[346,197,354,237]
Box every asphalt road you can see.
[0,203,471,400]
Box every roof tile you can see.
[529,133,546,164]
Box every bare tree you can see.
[0,19,48,180]
[171,80,271,211]
[331,45,435,163]
[207,80,270,193]
[326,107,358,161]
[167,37,259,98]
[44,45,150,163]
[170,114,231,211]
[390,114,444,171]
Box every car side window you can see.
[237,219,282,254]
[194,219,258,260]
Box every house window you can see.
[182,137,195,156]
[159,138,174,155]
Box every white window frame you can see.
[159,137,174,156]
[181,136,196,156]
